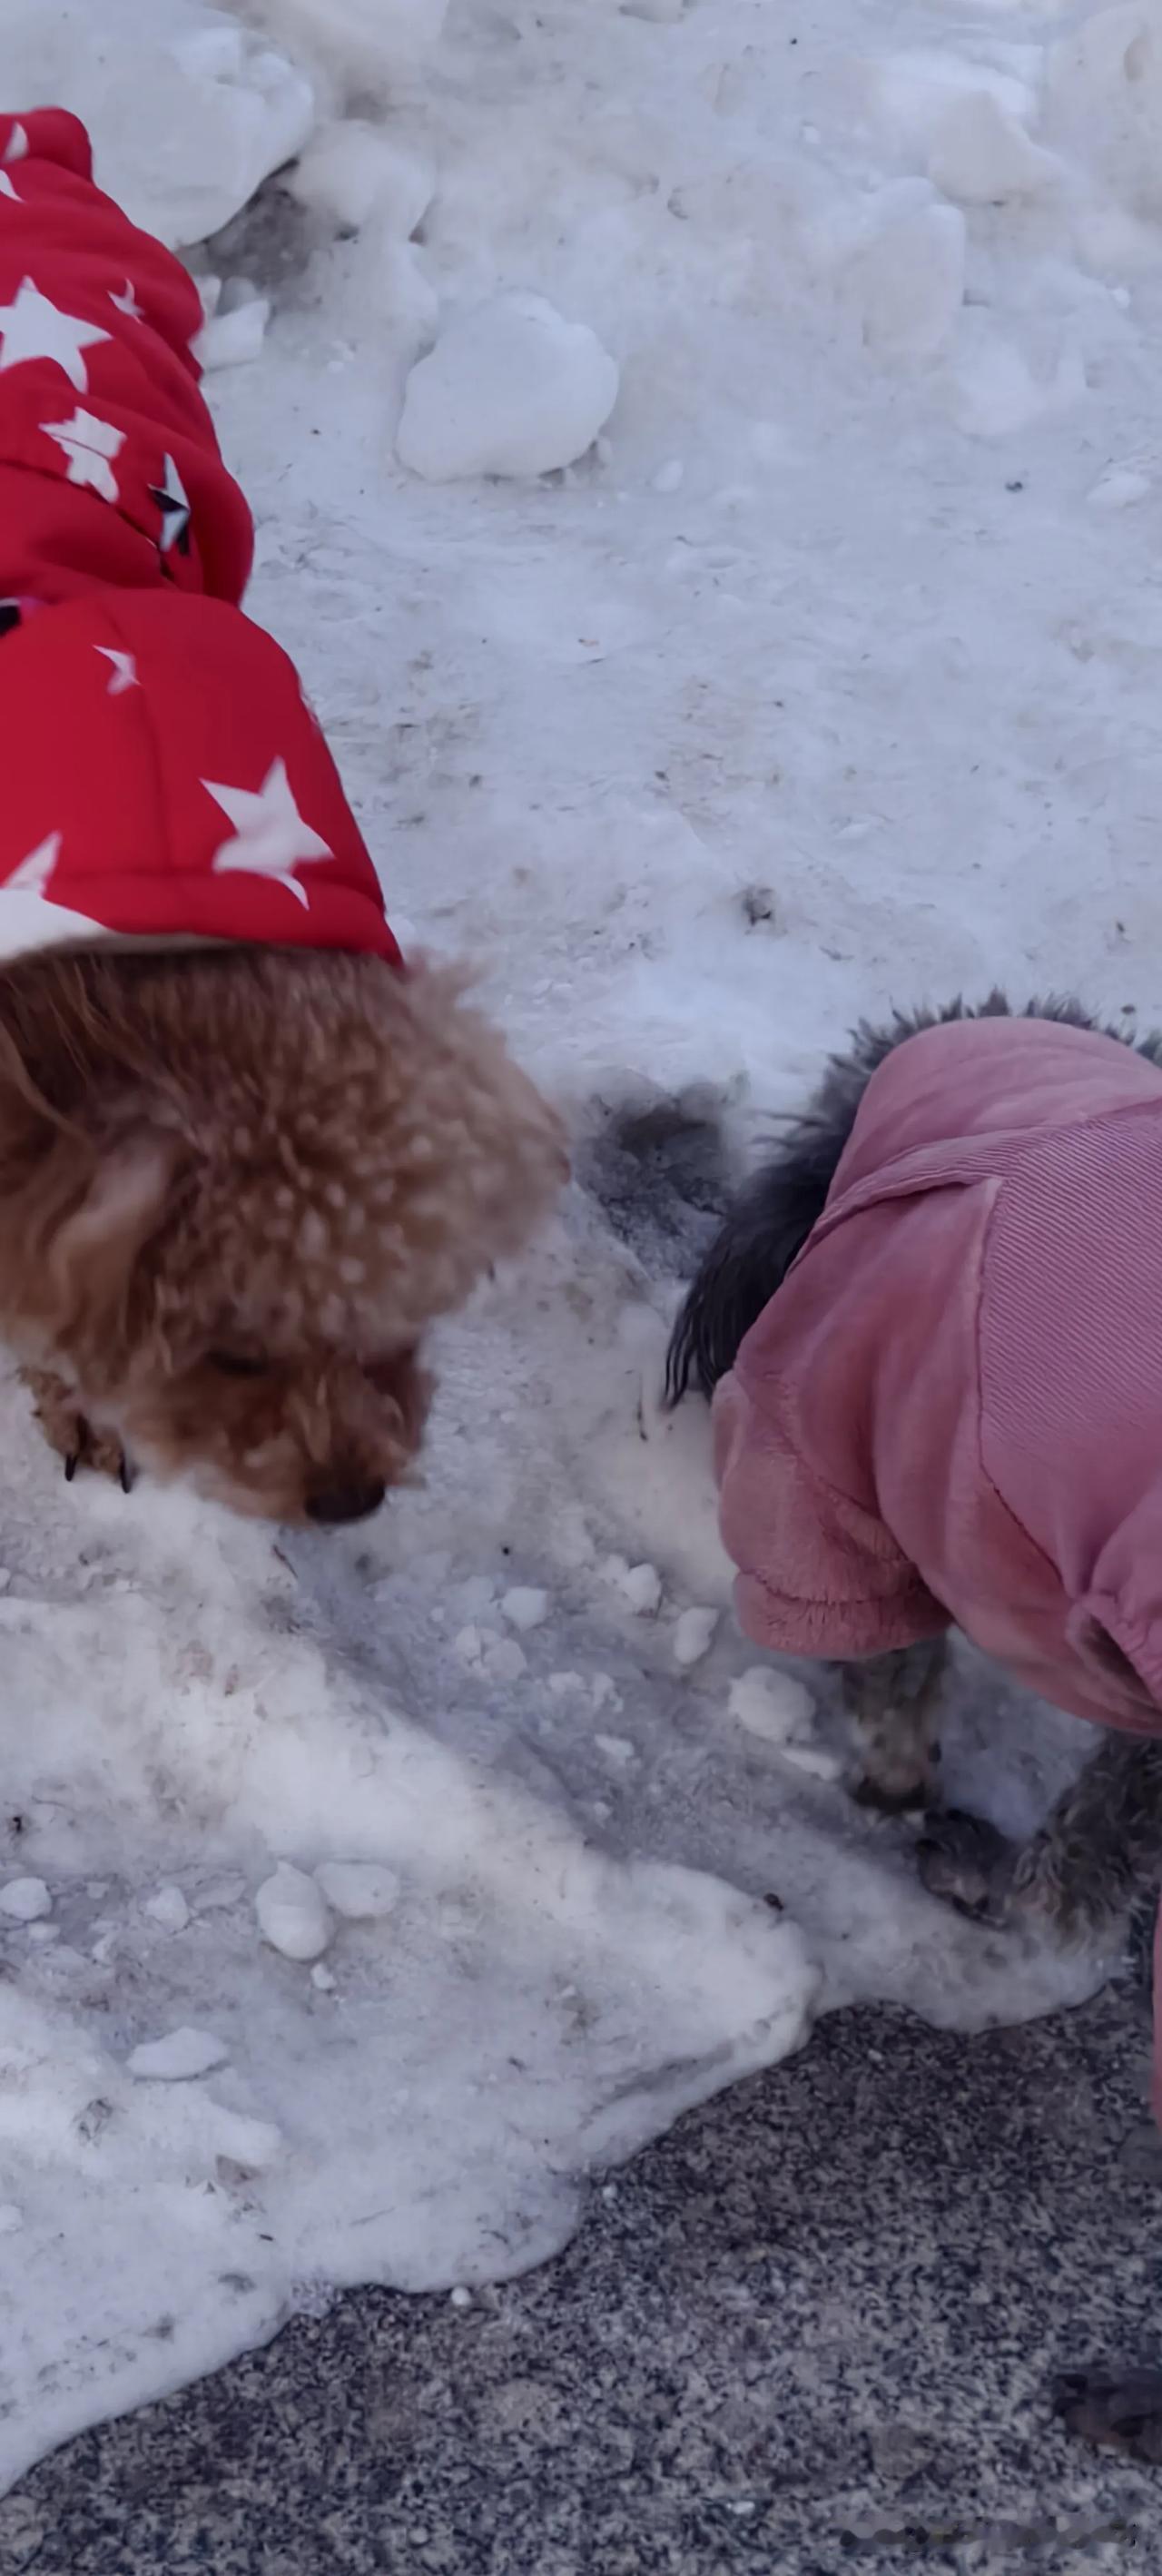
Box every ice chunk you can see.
[397,293,619,481]
[314,1861,401,1919]
[255,1862,332,1961]
[500,1587,550,1632]
[729,1669,816,1744]
[290,121,434,237]
[674,1607,718,1669]
[0,1878,51,1923]
[143,1885,191,1933]
[194,297,271,370]
[600,1555,664,1615]
[128,2027,230,2080]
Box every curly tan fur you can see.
[0,944,566,1522]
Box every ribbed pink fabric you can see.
[714,1012,1162,2116]
[715,1014,1162,1726]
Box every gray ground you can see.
[5,1986,1162,2576]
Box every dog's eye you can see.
[207,1349,270,1377]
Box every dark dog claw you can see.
[64,1448,79,1484]
[119,1456,135,1495]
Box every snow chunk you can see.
[397,293,619,482]
[1088,466,1150,508]
[842,185,966,360]
[950,318,1085,436]
[601,1555,664,1616]
[729,1669,816,1745]
[261,0,448,84]
[0,0,315,249]
[194,296,271,370]
[315,1860,401,1920]
[143,1885,191,1934]
[256,1862,332,1962]
[928,94,1064,205]
[501,1586,550,1633]
[674,1607,718,1670]
[0,2205,24,2235]
[290,121,434,237]
[128,2027,230,2081]
[0,1878,51,1923]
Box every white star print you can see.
[42,406,124,501]
[0,832,107,961]
[94,646,139,696]
[7,834,61,896]
[203,760,333,907]
[0,173,20,204]
[151,452,191,554]
[0,278,110,392]
[109,278,143,323]
[3,124,27,166]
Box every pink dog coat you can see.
[0,109,399,966]
[714,1013,1162,2107]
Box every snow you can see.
[0,1879,51,1923]
[255,1861,333,1961]
[397,294,620,481]
[0,0,1159,2497]
[500,1586,550,1633]
[1,2,313,247]
[674,1606,718,1670]
[729,1669,818,1748]
[314,1860,401,1919]
[601,1556,665,1616]
[194,294,271,370]
[127,2027,231,2081]
[143,1885,192,1933]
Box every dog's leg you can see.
[23,1367,133,1491]
[920,1733,1162,1939]
[842,1638,948,1812]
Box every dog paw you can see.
[1053,2365,1162,2463]
[917,1809,1016,1923]
[23,1371,135,1493]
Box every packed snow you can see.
[2,0,1161,2492]
[397,292,620,480]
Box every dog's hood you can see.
[0,587,401,963]
[0,105,399,967]
[714,1012,1162,1735]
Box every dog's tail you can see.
[665,1129,838,1405]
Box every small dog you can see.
[8,944,563,1521]
[668,993,1162,2454]
[0,110,564,1520]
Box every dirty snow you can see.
[0,0,1159,2492]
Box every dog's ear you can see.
[46,1130,182,1343]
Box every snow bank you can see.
[397,294,620,481]
[0,0,313,248]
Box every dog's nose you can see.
[306,1479,388,1526]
